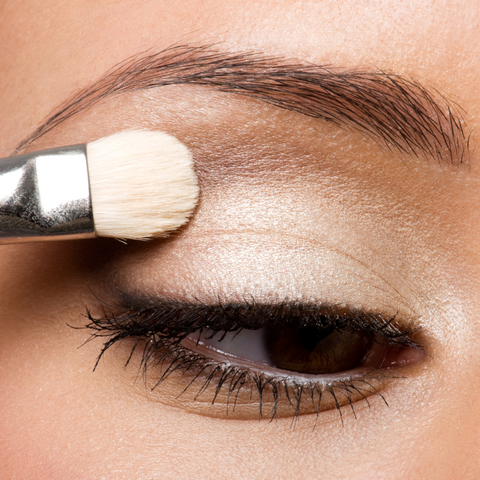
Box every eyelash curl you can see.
[82,299,423,425]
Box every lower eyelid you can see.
[136,335,408,422]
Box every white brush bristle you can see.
[86,130,199,240]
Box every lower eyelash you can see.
[115,333,402,425]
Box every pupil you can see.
[264,322,371,374]
[297,325,335,352]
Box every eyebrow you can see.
[15,44,469,164]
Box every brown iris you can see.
[264,323,372,374]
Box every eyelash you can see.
[82,299,423,424]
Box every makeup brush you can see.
[0,130,199,243]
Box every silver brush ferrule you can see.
[0,144,95,243]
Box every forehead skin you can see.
[1,1,480,479]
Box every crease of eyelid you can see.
[165,229,421,310]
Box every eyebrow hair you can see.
[15,44,469,164]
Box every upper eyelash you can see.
[84,298,421,355]
[80,297,423,424]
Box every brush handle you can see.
[0,144,95,243]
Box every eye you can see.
[84,300,425,423]
[267,324,371,373]
[188,323,376,375]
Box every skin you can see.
[1,0,480,478]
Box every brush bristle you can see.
[86,130,199,240]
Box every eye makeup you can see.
[83,296,425,423]
[59,87,455,427]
